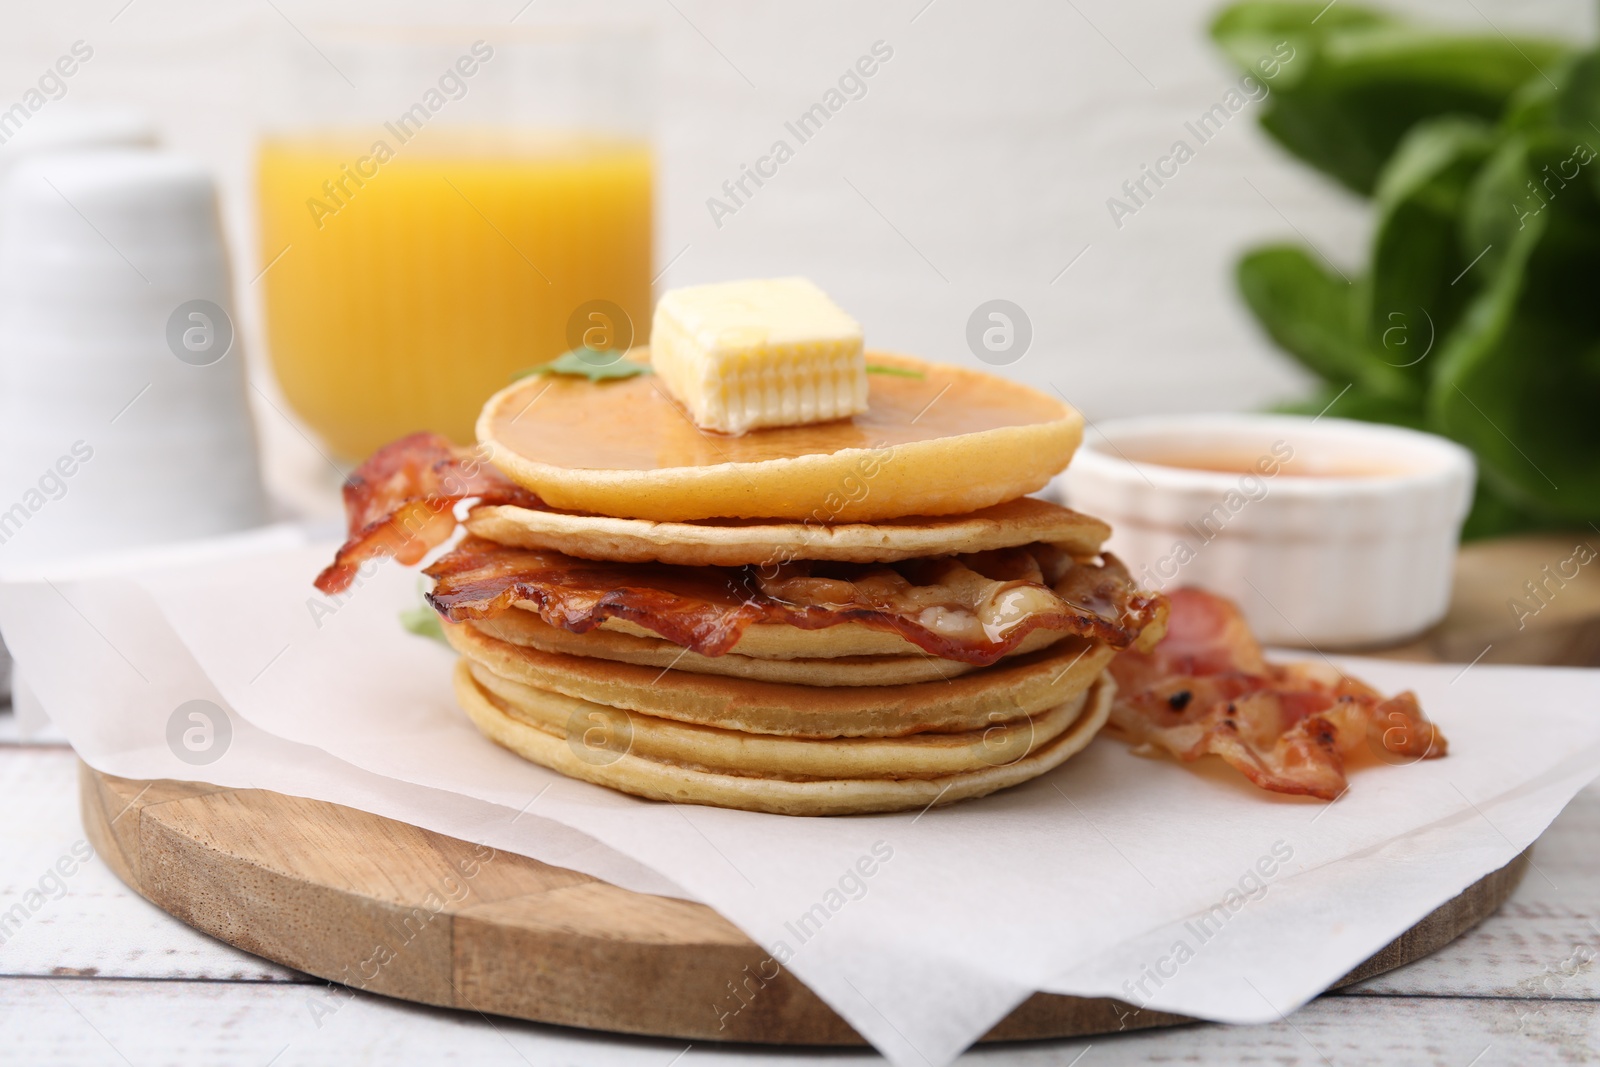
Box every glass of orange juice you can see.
[257,27,652,459]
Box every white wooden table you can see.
[4,712,1599,1065]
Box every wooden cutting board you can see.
[78,534,1599,1045]
[76,764,1530,1044]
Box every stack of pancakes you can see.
[412,351,1164,816]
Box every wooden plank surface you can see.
[4,963,1598,1066]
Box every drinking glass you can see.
[257,26,653,459]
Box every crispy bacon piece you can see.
[314,433,543,595]
[424,536,1164,665]
[1107,587,1446,800]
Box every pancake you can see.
[469,611,1056,686]
[445,619,1112,738]
[455,660,1117,815]
[476,350,1083,522]
[465,659,1089,780]
[464,496,1110,567]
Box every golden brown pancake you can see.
[454,659,1116,816]
[466,659,1089,780]
[464,496,1109,567]
[445,618,1112,737]
[476,350,1083,522]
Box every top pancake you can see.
[476,350,1082,522]
[464,495,1109,567]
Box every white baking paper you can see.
[3,533,1598,1067]
[0,529,686,900]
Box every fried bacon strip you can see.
[314,433,543,595]
[1107,587,1446,800]
[424,536,1164,665]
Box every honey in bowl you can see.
[1129,446,1411,479]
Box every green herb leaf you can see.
[865,363,926,378]
[400,601,448,646]
[515,348,652,383]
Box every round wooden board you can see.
[79,762,1529,1045]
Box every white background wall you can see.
[2,0,1592,516]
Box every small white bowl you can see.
[1058,414,1476,648]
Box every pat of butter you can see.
[650,277,866,434]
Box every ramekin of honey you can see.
[1059,414,1476,647]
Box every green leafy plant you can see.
[1215,2,1600,537]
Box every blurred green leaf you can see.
[1431,132,1600,524]
[1500,57,1571,134]
[1460,477,1564,540]
[1211,1,1386,91]
[1212,2,1568,194]
[1237,244,1416,399]
[1551,49,1600,135]
[1365,117,1499,385]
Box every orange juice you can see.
[257,131,652,459]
